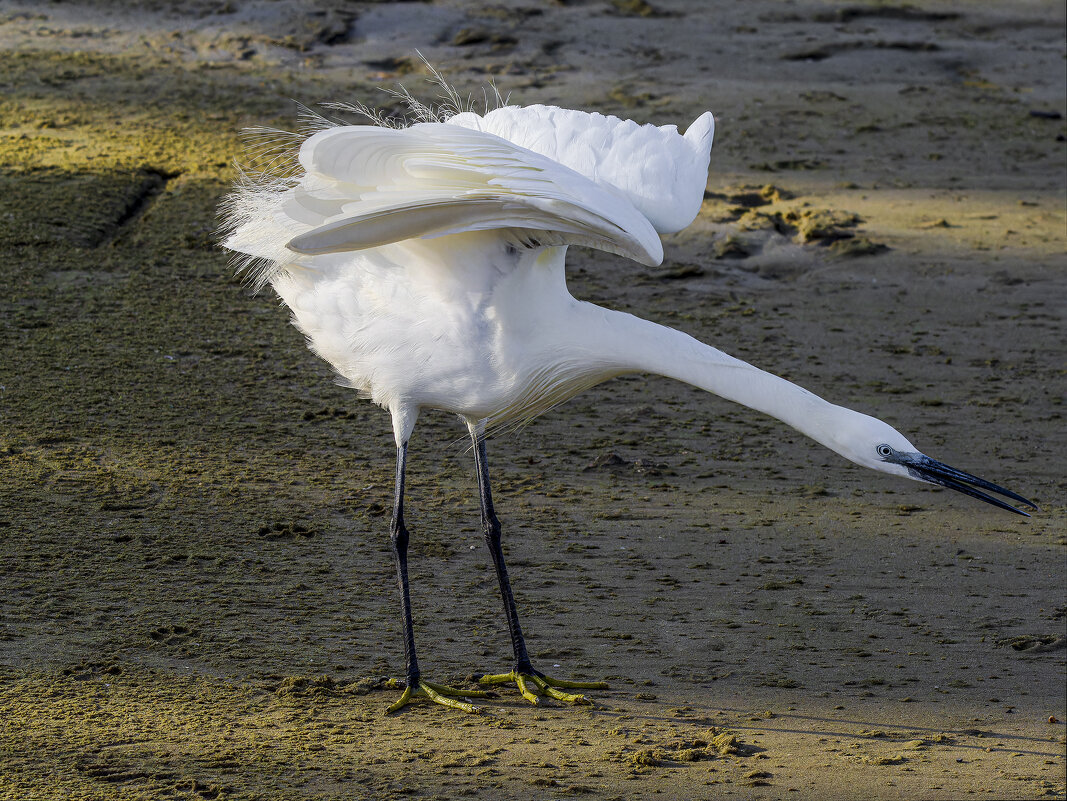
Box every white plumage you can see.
[220,94,1035,712]
[445,104,715,233]
[224,104,716,439]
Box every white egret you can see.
[221,91,1036,713]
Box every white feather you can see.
[280,122,664,266]
[220,99,958,487]
[218,90,1035,713]
[446,105,714,233]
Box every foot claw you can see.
[385,678,488,714]
[478,670,608,706]
[514,673,541,705]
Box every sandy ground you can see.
[0,1,1064,799]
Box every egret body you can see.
[222,94,1036,712]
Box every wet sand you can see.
[0,1,1064,799]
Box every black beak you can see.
[896,453,1039,517]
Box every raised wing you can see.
[447,105,715,234]
[280,122,664,266]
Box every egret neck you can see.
[566,294,882,470]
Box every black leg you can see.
[389,442,420,686]
[471,433,534,674]
[385,442,489,714]
[472,431,608,705]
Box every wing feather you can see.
[283,122,663,266]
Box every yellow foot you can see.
[385,678,490,714]
[476,670,609,706]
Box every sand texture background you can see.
[0,0,1064,799]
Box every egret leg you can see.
[385,442,489,715]
[471,434,609,706]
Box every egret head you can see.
[827,407,1037,516]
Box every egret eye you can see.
[877,444,894,459]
